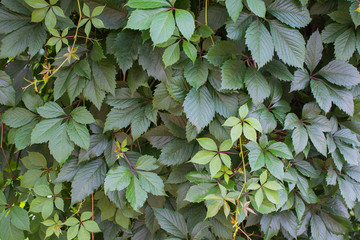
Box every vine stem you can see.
[123,152,135,173]
[204,0,215,45]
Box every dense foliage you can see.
[0,0,360,239]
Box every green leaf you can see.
[209,155,222,177]
[137,171,166,196]
[21,152,47,169]
[9,206,30,231]
[83,220,101,233]
[185,183,216,202]
[263,181,282,190]
[78,225,90,240]
[70,107,95,124]
[327,86,354,116]
[183,86,215,131]
[290,69,310,92]
[159,139,196,165]
[67,119,90,150]
[230,123,242,143]
[263,188,279,204]
[190,150,217,165]
[244,67,270,104]
[268,0,311,28]
[247,0,266,18]
[104,166,131,193]
[0,212,24,240]
[127,64,149,95]
[206,41,241,66]
[184,59,208,90]
[24,0,49,8]
[246,141,265,171]
[219,139,233,151]
[135,155,159,171]
[126,175,147,211]
[31,118,62,144]
[310,80,332,113]
[311,214,326,240]
[92,60,116,95]
[182,40,197,63]
[37,102,65,118]
[163,42,180,67]
[267,142,292,159]
[245,20,274,68]
[197,138,218,151]
[153,208,188,238]
[264,153,284,180]
[175,9,195,40]
[126,0,171,9]
[321,23,348,44]
[255,189,264,207]
[48,123,74,164]
[243,123,257,142]
[221,59,245,90]
[318,60,360,87]
[1,107,36,128]
[270,20,305,68]
[334,28,356,61]
[305,30,323,72]
[292,125,308,154]
[113,30,142,72]
[338,177,356,208]
[126,8,167,30]
[150,10,175,45]
[71,158,107,204]
[225,0,243,22]
[0,71,15,106]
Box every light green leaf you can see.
[243,123,257,142]
[230,123,242,143]
[197,138,218,151]
[126,0,171,9]
[24,0,49,8]
[263,188,279,204]
[126,175,147,211]
[150,10,175,45]
[263,181,282,190]
[255,189,263,207]
[245,20,274,68]
[219,139,233,151]
[175,9,195,40]
[126,8,167,30]
[190,150,217,165]
[209,155,222,178]
[182,40,197,63]
[163,42,180,67]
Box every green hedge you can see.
[0,0,360,239]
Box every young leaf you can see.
[150,10,175,45]
[162,42,180,67]
[175,9,195,40]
